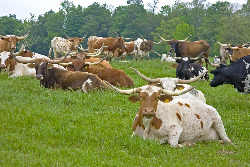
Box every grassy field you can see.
[0,59,249,166]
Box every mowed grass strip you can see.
[0,59,249,166]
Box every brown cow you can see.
[158,34,209,69]
[62,59,134,87]
[0,33,29,52]
[10,51,110,92]
[227,45,250,62]
[87,36,126,60]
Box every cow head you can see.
[110,37,126,56]
[65,33,87,51]
[158,34,189,53]
[0,33,29,52]
[104,81,194,118]
[210,65,228,87]
[10,49,70,80]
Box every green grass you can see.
[0,59,249,166]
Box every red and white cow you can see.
[105,82,232,147]
[51,34,87,58]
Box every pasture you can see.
[0,59,249,166]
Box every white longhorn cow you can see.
[105,82,233,147]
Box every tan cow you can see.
[0,33,29,52]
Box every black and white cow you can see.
[175,54,209,81]
[208,55,250,94]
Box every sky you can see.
[0,0,247,20]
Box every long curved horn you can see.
[64,33,70,39]
[82,33,87,39]
[85,47,104,57]
[130,67,160,83]
[204,58,220,67]
[10,50,36,63]
[178,70,208,84]
[154,52,162,57]
[85,54,109,65]
[14,43,26,55]
[190,52,205,61]
[154,40,162,45]
[48,49,71,64]
[16,32,29,40]
[159,86,196,96]
[184,35,191,41]
[104,80,141,95]
[59,62,72,66]
[158,34,170,42]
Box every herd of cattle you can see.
[1,32,249,147]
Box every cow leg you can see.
[167,125,183,147]
[54,51,58,58]
[212,119,233,144]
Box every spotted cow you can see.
[105,82,232,147]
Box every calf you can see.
[10,51,109,92]
[105,82,232,147]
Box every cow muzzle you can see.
[0,64,6,69]
[36,74,43,80]
[143,108,156,118]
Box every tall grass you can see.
[0,59,249,166]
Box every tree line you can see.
[0,0,249,57]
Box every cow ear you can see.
[159,95,173,103]
[176,59,181,63]
[83,64,89,69]
[27,63,35,68]
[128,95,141,103]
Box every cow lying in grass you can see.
[10,51,110,93]
[104,81,232,147]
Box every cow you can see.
[133,36,155,61]
[227,46,250,62]
[122,41,136,59]
[216,41,231,65]
[0,51,36,77]
[154,52,175,62]
[61,59,134,87]
[104,81,232,147]
[51,34,87,58]
[174,53,209,81]
[205,56,250,94]
[87,35,126,61]
[129,67,207,103]
[10,51,110,93]
[0,33,29,53]
[158,34,209,69]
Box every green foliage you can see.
[0,0,249,57]
[0,59,249,166]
